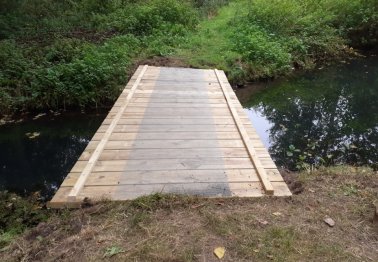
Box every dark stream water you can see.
[237,56,378,170]
[0,56,377,199]
[0,114,105,199]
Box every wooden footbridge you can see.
[49,65,291,208]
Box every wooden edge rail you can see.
[214,69,274,195]
[67,65,149,201]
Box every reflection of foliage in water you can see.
[0,114,104,199]
[244,57,378,170]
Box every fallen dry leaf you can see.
[191,204,205,209]
[214,247,225,259]
[25,132,41,139]
[33,113,46,120]
[257,219,269,225]
[323,217,335,227]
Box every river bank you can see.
[1,166,377,261]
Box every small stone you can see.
[323,217,335,227]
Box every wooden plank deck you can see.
[49,65,291,208]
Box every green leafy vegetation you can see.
[231,0,377,79]
[0,0,377,114]
[178,0,377,81]
[0,0,218,114]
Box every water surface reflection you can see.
[238,56,378,170]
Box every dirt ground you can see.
[1,166,377,262]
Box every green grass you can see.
[175,2,240,70]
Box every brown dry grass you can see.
[1,166,377,262]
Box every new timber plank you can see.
[49,65,291,208]
[71,158,255,172]
[61,169,284,188]
[214,69,274,194]
[92,132,245,141]
[98,124,239,133]
[101,118,238,125]
[79,148,252,161]
[86,139,245,150]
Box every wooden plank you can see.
[134,90,224,95]
[71,158,255,172]
[132,93,225,99]
[137,86,221,92]
[109,106,243,115]
[85,139,245,150]
[67,65,149,200]
[128,98,227,103]
[78,147,270,161]
[61,168,283,187]
[93,131,245,141]
[79,148,251,161]
[84,138,266,151]
[123,102,229,108]
[214,69,274,195]
[108,113,237,119]
[62,169,259,187]
[141,77,218,82]
[101,118,237,125]
[97,124,238,133]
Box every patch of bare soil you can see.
[138,56,189,68]
[1,167,377,262]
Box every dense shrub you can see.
[0,0,205,114]
[97,0,198,35]
[231,0,378,79]
[0,35,141,113]
[234,25,292,77]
